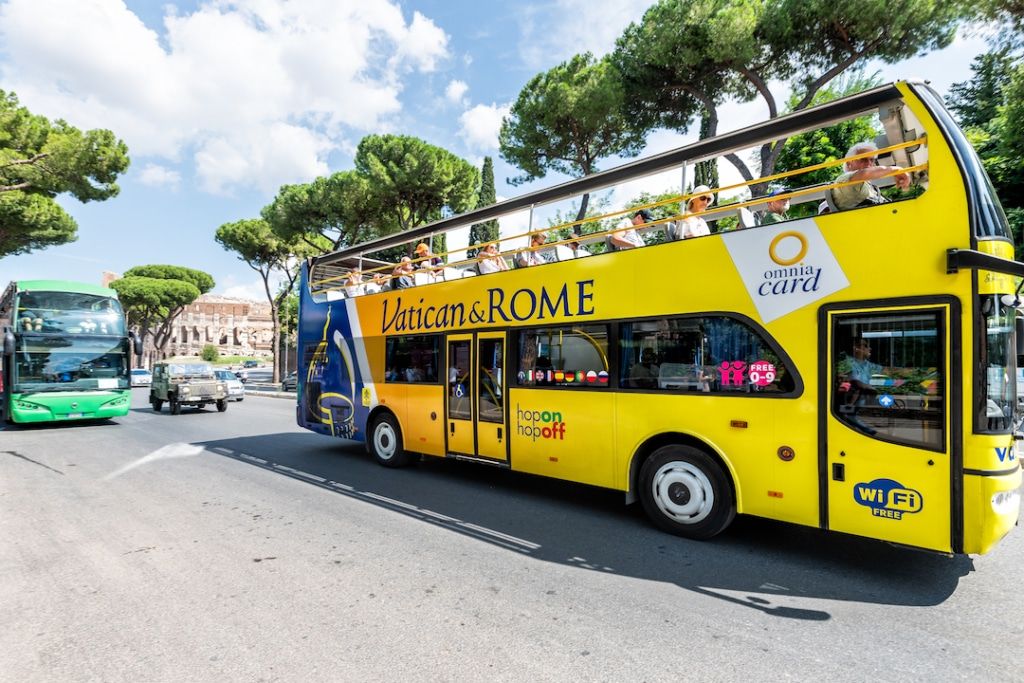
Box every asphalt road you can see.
[1,390,1022,681]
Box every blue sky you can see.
[0,0,992,300]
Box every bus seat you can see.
[441,267,460,281]
[737,208,757,229]
[822,188,840,213]
[461,270,476,277]
[655,362,688,389]
[326,289,346,301]
[554,244,575,261]
[413,272,432,287]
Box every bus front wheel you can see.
[638,445,735,540]
[369,413,412,468]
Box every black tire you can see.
[169,395,181,415]
[638,444,736,540]
[368,412,413,467]
[216,399,227,412]
[151,395,163,412]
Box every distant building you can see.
[165,294,275,358]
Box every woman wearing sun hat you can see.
[677,185,714,239]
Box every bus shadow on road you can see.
[198,431,974,621]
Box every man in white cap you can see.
[832,141,910,210]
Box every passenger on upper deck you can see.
[567,237,591,258]
[415,243,444,271]
[832,141,910,210]
[364,273,386,294]
[392,257,415,289]
[478,242,510,274]
[344,270,364,297]
[517,232,552,267]
[760,188,790,225]
[610,209,651,250]
[673,185,714,239]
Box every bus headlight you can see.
[991,489,1021,516]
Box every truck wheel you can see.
[169,395,181,415]
[216,399,227,412]
[151,395,163,412]
[638,444,735,540]
[368,413,412,467]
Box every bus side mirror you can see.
[132,332,143,358]
[3,331,14,356]
[1017,316,1024,356]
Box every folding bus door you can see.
[475,332,508,462]
[446,334,474,455]
[822,304,954,552]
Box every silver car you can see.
[215,369,245,401]
[130,368,152,387]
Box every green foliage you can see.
[262,170,376,253]
[355,134,478,258]
[200,344,219,362]
[112,265,214,358]
[0,89,130,257]
[948,52,1024,255]
[500,53,645,186]
[0,191,77,256]
[468,157,499,257]
[613,0,971,181]
[124,265,214,295]
[774,71,883,189]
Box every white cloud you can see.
[0,0,451,195]
[445,79,469,105]
[518,0,650,68]
[138,163,182,189]
[459,102,510,151]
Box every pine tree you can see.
[467,157,499,257]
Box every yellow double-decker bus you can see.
[295,80,1021,555]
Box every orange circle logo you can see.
[768,231,808,266]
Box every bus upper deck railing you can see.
[309,135,929,298]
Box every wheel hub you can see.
[651,461,714,525]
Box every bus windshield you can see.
[14,336,129,392]
[16,291,125,336]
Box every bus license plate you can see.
[67,412,82,418]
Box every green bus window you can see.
[831,311,944,449]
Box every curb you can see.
[244,390,296,400]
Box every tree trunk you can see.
[270,306,281,385]
[573,193,590,233]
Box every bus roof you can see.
[313,81,919,268]
[12,280,118,298]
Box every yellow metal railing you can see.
[310,137,928,295]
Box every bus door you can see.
[445,332,509,462]
[446,334,474,455]
[823,305,953,552]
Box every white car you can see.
[130,368,152,387]
[215,369,245,401]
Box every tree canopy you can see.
[500,52,644,223]
[110,265,214,359]
[613,0,971,185]
[0,89,130,258]
[467,156,499,257]
[355,134,478,257]
[262,170,377,254]
[216,218,321,381]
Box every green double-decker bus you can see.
[1,280,140,424]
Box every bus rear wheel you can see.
[638,445,735,540]
[369,413,412,468]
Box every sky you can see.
[0,0,993,301]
